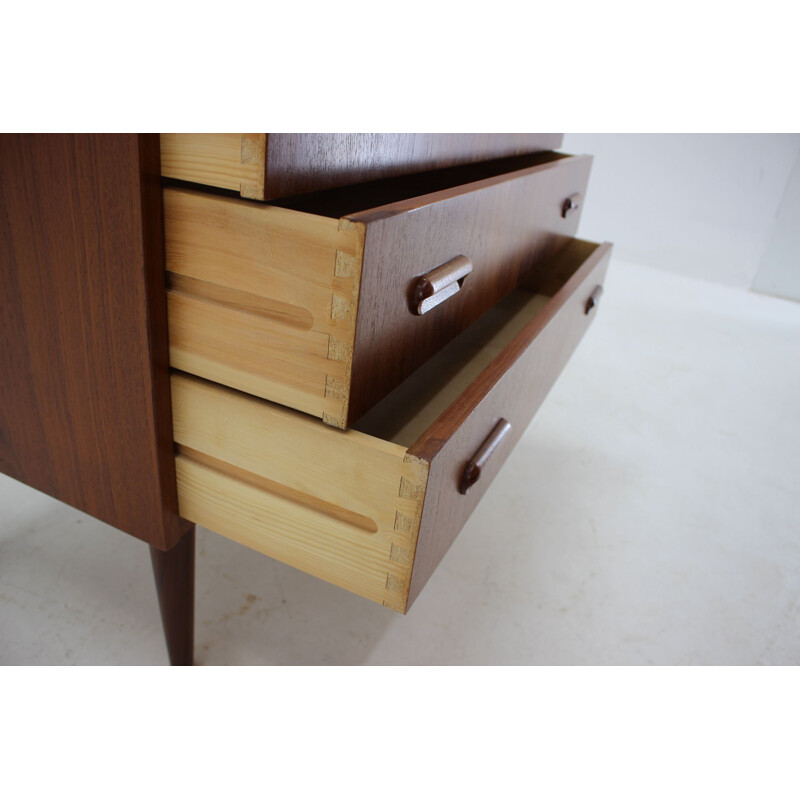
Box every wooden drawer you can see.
[170,239,612,613]
[160,133,564,200]
[164,152,593,428]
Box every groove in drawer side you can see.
[164,188,366,428]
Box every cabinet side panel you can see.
[0,134,184,548]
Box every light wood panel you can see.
[176,454,427,611]
[171,373,428,611]
[160,133,266,199]
[164,188,365,428]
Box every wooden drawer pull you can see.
[459,418,512,495]
[585,284,603,314]
[412,255,473,315]
[562,193,582,218]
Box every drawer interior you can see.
[354,291,550,446]
[273,151,571,218]
[354,238,601,447]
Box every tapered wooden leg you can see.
[150,525,195,666]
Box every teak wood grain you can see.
[170,240,612,612]
[345,154,593,423]
[0,134,184,549]
[164,153,592,428]
[160,133,564,200]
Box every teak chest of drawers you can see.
[1,133,612,663]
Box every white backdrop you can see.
[563,133,800,293]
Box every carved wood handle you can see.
[585,285,603,314]
[562,193,582,218]
[412,255,473,315]
[459,419,512,495]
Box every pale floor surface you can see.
[1,260,798,665]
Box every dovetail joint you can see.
[323,247,361,428]
[384,456,429,611]
[239,134,266,200]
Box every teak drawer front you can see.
[160,133,564,200]
[164,152,593,428]
[171,240,612,613]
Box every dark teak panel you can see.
[0,134,183,549]
[346,154,593,423]
[265,133,564,199]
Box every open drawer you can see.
[159,133,564,200]
[170,240,612,613]
[164,151,592,429]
